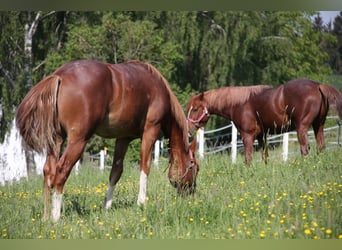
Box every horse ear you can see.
[199,92,204,100]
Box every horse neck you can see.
[205,89,234,119]
[168,120,189,165]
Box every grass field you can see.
[0,146,341,239]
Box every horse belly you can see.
[258,111,291,134]
[95,109,144,138]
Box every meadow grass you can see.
[0,147,341,239]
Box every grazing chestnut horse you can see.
[16,59,198,222]
[187,79,342,164]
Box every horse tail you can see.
[318,84,342,119]
[142,62,189,149]
[16,75,62,154]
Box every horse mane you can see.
[129,61,189,150]
[206,85,271,110]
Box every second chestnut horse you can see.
[187,79,342,164]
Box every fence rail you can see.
[195,116,341,163]
[90,117,341,168]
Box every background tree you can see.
[0,11,340,165]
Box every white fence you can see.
[88,117,341,168]
[195,117,341,163]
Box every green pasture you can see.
[0,145,341,239]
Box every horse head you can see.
[168,135,199,195]
[186,92,211,135]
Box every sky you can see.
[319,11,341,24]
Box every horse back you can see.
[54,60,170,139]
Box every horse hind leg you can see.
[51,138,87,222]
[43,154,58,221]
[104,138,131,209]
[296,125,310,156]
[313,121,326,153]
[43,137,63,221]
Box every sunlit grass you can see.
[0,147,341,239]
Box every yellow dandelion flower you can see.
[189,217,194,222]
[326,229,332,235]
[149,231,154,236]
[311,221,318,227]
[304,229,311,235]
[338,234,342,239]
[98,221,104,225]
[259,231,266,239]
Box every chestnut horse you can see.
[187,79,342,164]
[16,59,198,222]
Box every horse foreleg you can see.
[52,139,87,222]
[242,134,254,165]
[137,125,160,206]
[104,138,131,209]
[257,134,268,164]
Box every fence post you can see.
[282,132,289,162]
[154,139,160,165]
[100,150,105,170]
[74,160,80,175]
[231,122,237,164]
[338,121,341,146]
[197,128,204,159]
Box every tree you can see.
[0,11,68,174]
[330,12,342,74]
[0,11,338,162]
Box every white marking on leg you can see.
[51,192,63,223]
[137,171,147,206]
[105,185,115,209]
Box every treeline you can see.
[1,11,342,151]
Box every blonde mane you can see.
[136,61,189,150]
[207,85,271,110]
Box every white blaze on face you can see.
[51,192,63,223]
[137,171,148,206]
